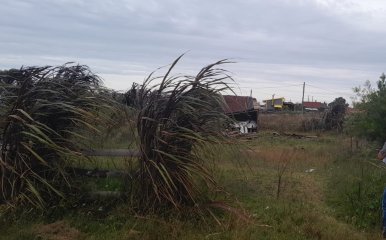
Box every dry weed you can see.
[33,221,83,240]
[259,113,324,132]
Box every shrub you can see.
[347,73,386,142]
[324,97,348,132]
[135,56,234,209]
[0,64,115,208]
[327,153,386,229]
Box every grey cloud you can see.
[1,0,386,103]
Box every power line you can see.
[305,92,349,97]
[231,82,354,104]
[237,83,303,89]
[306,83,352,96]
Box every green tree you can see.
[347,73,386,142]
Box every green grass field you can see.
[1,131,385,240]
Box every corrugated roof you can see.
[303,102,326,109]
[223,95,255,114]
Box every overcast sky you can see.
[1,0,386,104]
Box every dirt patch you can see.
[34,221,83,240]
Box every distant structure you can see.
[262,97,294,111]
[222,95,258,133]
[263,97,284,111]
[302,101,328,112]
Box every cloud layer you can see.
[1,0,385,103]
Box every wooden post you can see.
[302,82,305,114]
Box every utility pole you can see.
[249,89,253,108]
[302,82,305,114]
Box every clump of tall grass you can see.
[135,56,234,209]
[0,64,117,208]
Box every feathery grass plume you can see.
[0,64,117,208]
[136,56,234,209]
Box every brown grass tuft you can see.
[33,221,83,240]
[259,113,324,132]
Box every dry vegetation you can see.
[258,112,325,132]
[1,60,385,240]
[0,65,118,208]
[216,132,382,240]
[1,131,384,239]
[33,221,83,240]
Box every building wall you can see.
[264,98,285,110]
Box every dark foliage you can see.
[135,56,234,209]
[0,64,114,208]
[123,83,140,108]
[347,73,386,142]
[324,97,348,131]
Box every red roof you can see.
[303,102,326,109]
[223,95,255,114]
